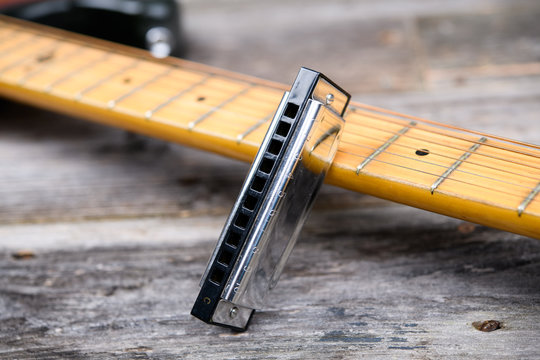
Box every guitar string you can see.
[44,52,112,92]
[348,108,540,166]
[107,67,173,109]
[239,124,540,200]
[131,76,540,179]
[5,24,539,159]
[4,24,540,177]
[143,80,275,125]
[338,131,540,184]
[182,111,539,200]
[337,140,535,195]
[342,119,540,173]
[6,47,540,181]
[11,54,540,181]
[301,139,531,200]
[88,60,540,162]
[8,23,538,158]
[1,42,274,129]
[19,44,86,85]
[248,120,540,200]
[80,64,540,168]
[349,108,540,159]
[1,19,267,98]
[11,42,270,122]
[352,103,540,151]
[305,131,534,197]
[3,74,539,204]
[0,33,40,59]
[3,21,539,214]
[342,151,530,201]
[0,38,60,75]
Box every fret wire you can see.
[18,44,84,85]
[297,137,533,199]
[45,52,110,92]
[236,112,273,144]
[342,124,540,182]
[107,67,172,109]
[167,122,536,201]
[3,23,538,188]
[190,124,536,200]
[0,19,274,112]
[517,182,540,216]
[17,44,536,186]
[0,39,60,75]
[355,121,416,174]
[5,31,281,123]
[430,137,487,194]
[345,117,540,172]
[343,149,527,201]
[155,96,269,130]
[139,79,539,184]
[339,138,534,195]
[145,75,212,119]
[349,107,540,160]
[0,33,39,59]
[2,19,538,161]
[142,89,537,176]
[351,103,540,152]
[75,59,139,101]
[188,85,255,130]
[157,88,277,124]
[139,74,269,121]
[2,21,538,220]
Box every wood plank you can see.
[0,205,538,359]
[1,0,540,358]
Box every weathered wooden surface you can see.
[1,0,540,358]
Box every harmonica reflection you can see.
[191,68,350,331]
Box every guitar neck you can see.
[0,16,539,239]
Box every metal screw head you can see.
[229,307,238,318]
[325,93,334,105]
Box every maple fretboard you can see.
[0,16,539,239]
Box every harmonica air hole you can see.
[226,232,241,248]
[209,267,225,285]
[268,139,283,155]
[218,249,234,267]
[191,68,350,331]
[259,157,275,174]
[251,175,266,192]
[276,121,291,137]
[243,194,258,211]
[283,102,299,119]
[234,212,250,229]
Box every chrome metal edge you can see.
[222,99,344,310]
[199,92,291,287]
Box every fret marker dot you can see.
[415,149,429,156]
[197,96,206,102]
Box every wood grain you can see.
[0,16,539,238]
[1,0,540,358]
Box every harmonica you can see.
[191,68,350,331]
